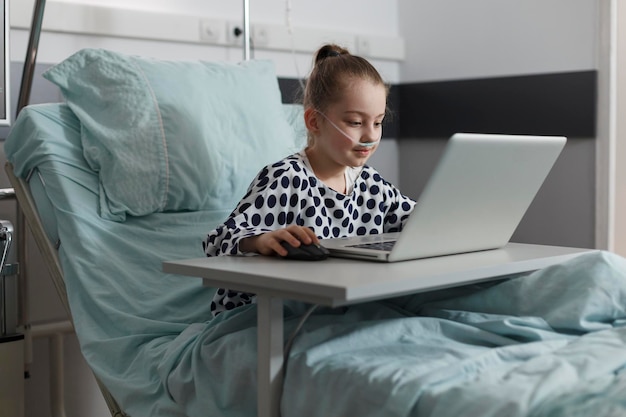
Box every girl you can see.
[204,44,416,317]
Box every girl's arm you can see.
[204,157,319,257]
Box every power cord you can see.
[278,303,318,417]
[283,303,318,367]
[285,0,305,91]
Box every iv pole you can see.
[243,0,251,60]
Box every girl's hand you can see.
[240,225,319,256]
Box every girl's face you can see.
[308,78,387,170]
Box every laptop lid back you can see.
[387,133,566,261]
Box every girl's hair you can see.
[302,44,389,113]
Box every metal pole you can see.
[17,0,46,115]
[16,0,47,380]
[243,0,250,60]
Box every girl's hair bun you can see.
[315,44,350,64]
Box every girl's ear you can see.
[304,108,321,134]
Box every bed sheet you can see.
[5,104,626,417]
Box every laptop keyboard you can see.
[347,240,396,251]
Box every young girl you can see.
[203,44,416,317]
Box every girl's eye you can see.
[347,121,362,127]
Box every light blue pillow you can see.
[283,103,307,148]
[43,48,301,221]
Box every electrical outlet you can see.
[252,24,270,47]
[199,19,224,43]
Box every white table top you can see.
[163,243,596,307]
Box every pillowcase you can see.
[43,48,301,221]
[283,103,307,149]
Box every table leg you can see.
[257,294,284,417]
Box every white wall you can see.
[398,0,596,82]
[11,0,402,82]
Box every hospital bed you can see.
[6,3,626,417]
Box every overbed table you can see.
[163,242,595,417]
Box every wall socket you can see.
[252,24,270,47]
[199,19,225,43]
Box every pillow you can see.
[43,48,301,221]
[283,103,307,149]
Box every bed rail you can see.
[5,162,128,417]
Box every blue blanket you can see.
[282,252,626,417]
[6,104,626,417]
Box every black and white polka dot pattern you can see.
[204,152,416,316]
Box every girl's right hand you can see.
[240,225,319,257]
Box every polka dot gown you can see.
[203,152,416,316]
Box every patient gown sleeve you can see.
[203,155,312,256]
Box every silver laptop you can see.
[321,132,567,262]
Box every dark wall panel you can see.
[280,71,596,140]
[397,71,597,139]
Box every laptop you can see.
[321,132,567,262]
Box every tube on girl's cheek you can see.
[317,111,380,148]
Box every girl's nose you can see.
[361,124,381,142]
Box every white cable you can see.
[285,0,293,34]
[285,0,305,90]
